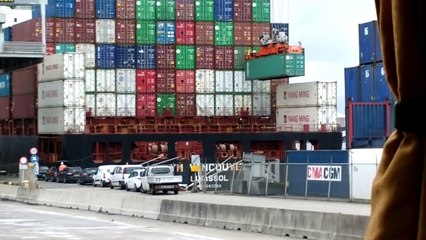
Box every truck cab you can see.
[140,165,182,195]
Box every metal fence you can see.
[189,157,379,202]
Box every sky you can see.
[271,0,378,113]
[1,1,379,114]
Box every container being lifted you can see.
[245,29,305,80]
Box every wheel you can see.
[150,185,155,195]
[120,183,125,190]
[45,176,48,182]
[101,180,106,187]
[63,177,67,183]
[125,184,130,191]
[174,190,179,195]
[135,184,141,192]
[78,179,83,185]
[110,182,114,189]
[163,190,169,194]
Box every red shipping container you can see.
[46,43,55,55]
[55,18,75,43]
[12,94,36,119]
[136,93,156,117]
[234,0,252,22]
[176,93,196,117]
[195,45,215,69]
[75,0,95,18]
[156,45,176,69]
[12,65,37,95]
[175,21,195,45]
[12,18,55,42]
[116,0,136,19]
[252,23,271,46]
[195,22,214,45]
[116,19,136,44]
[157,69,176,93]
[215,46,234,69]
[234,22,252,46]
[136,69,157,93]
[0,96,10,120]
[176,70,195,93]
[176,0,195,21]
[75,18,96,43]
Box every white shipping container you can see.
[215,70,233,93]
[276,81,337,108]
[196,94,214,116]
[96,93,116,116]
[38,80,85,108]
[85,93,95,114]
[234,94,252,115]
[96,69,116,92]
[195,69,215,93]
[85,69,96,92]
[76,43,96,68]
[116,69,136,93]
[276,106,337,132]
[38,107,86,134]
[215,94,234,116]
[349,148,382,201]
[234,71,252,93]
[252,93,271,116]
[96,19,115,43]
[37,53,85,82]
[252,80,270,93]
[116,93,136,116]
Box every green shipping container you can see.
[55,43,76,53]
[136,0,156,20]
[176,45,195,69]
[252,0,270,22]
[245,53,305,80]
[214,22,234,46]
[157,93,176,116]
[156,0,175,20]
[136,20,156,44]
[195,0,214,21]
[234,46,260,69]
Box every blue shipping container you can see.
[360,64,374,102]
[344,66,361,103]
[286,150,350,199]
[0,73,11,97]
[136,45,156,69]
[3,27,12,41]
[55,0,75,18]
[214,0,234,21]
[96,44,116,68]
[374,62,394,102]
[115,45,136,68]
[156,21,175,44]
[350,103,388,139]
[271,23,289,42]
[96,0,116,19]
[32,0,57,18]
[359,20,383,64]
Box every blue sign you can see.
[30,155,39,163]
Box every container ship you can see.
[0,0,342,185]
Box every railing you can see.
[0,41,45,55]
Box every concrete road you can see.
[0,201,301,240]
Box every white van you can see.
[93,165,118,187]
[110,164,144,190]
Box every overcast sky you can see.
[271,0,378,113]
[2,1,378,114]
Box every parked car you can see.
[125,169,146,192]
[36,165,49,180]
[45,166,58,182]
[57,166,83,183]
[78,167,98,185]
[93,165,118,187]
[110,165,144,190]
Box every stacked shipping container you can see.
[344,20,395,148]
[7,0,292,123]
[37,53,86,134]
[275,82,337,132]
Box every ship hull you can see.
[0,132,342,174]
